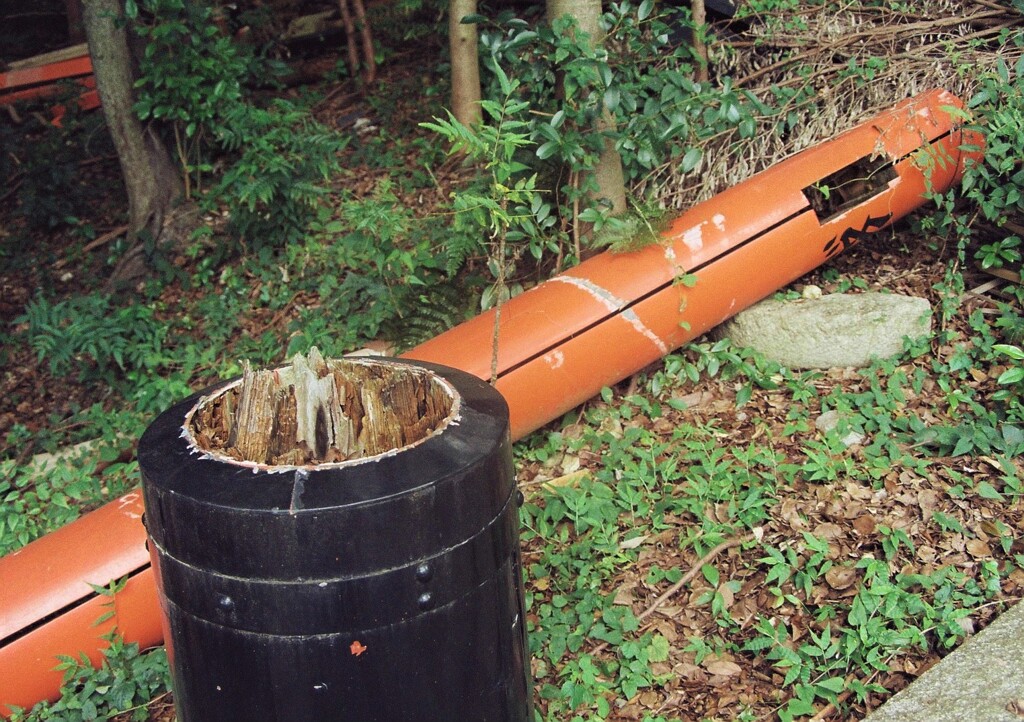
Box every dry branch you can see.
[589,533,754,657]
[649,0,1024,209]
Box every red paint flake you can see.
[350,640,367,656]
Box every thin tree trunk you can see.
[546,0,627,216]
[338,0,360,81]
[691,0,710,84]
[450,0,482,126]
[351,0,376,84]
[82,0,181,281]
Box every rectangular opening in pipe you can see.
[802,155,897,223]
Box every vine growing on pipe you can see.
[422,65,557,380]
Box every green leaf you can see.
[638,0,654,21]
[681,147,702,173]
[536,141,560,160]
[604,86,620,112]
[994,344,1024,360]
[649,634,670,662]
[817,676,847,694]
[975,481,1005,501]
[932,512,965,533]
[125,0,138,20]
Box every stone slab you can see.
[863,600,1024,722]
[715,292,932,369]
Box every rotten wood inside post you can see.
[190,349,454,466]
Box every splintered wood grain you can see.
[189,351,453,467]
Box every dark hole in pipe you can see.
[803,155,897,223]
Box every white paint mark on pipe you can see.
[117,491,142,518]
[712,213,726,231]
[544,350,566,370]
[551,276,668,354]
[621,309,669,354]
[682,223,705,252]
[550,276,625,312]
[117,491,139,508]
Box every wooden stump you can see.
[188,349,455,467]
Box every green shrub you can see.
[129,0,252,194]
[479,1,757,199]
[960,55,1024,272]
[8,630,171,722]
[214,100,348,250]
[925,50,1024,274]
[16,293,200,414]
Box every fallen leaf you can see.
[917,489,941,513]
[620,534,649,550]
[350,640,367,656]
[813,522,844,541]
[966,539,993,558]
[541,470,588,492]
[614,585,635,606]
[639,690,660,707]
[853,514,877,535]
[704,660,742,677]
[958,616,976,635]
[718,583,735,610]
[825,565,858,590]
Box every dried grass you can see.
[648,1,1024,208]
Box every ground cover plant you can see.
[1,0,1023,720]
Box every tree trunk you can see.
[338,0,360,82]
[82,0,182,282]
[547,0,626,217]
[449,0,482,127]
[351,0,376,84]
[691,0,710,84]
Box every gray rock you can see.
[815,410,866,447]
[864,600,1024,722]
[716,292,932,369]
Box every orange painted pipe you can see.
[0,54,99,125]
[409,88,977,439]
[0,56,93,94]
[0,89,979,716]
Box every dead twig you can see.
[81,224,129,253]
[637,533,754,624]
[0,175,24,204]
[734,10,1006,88]
[973,0,1020,11]
[589,532,754,656]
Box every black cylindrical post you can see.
[138,355,531,722]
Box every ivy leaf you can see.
[681,147,702,173]
[649,634,670,662]
[603,86,620,112]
